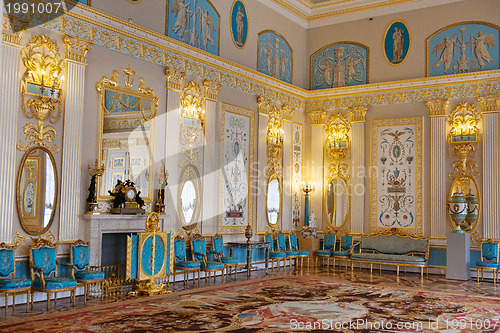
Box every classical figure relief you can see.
[167,0,220,55]
[383,21,410,65]
[311,42,367,90]
[258,31,292,84]
[236,7,244,44]
[428,22,499,77]
[230,1,248,48]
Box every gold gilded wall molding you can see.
[478,94,500,112]
[426,99,449,117]
[266,106,283,178]
[348,106,367,122]
[165,67,186,91]
[308,110,326,125]
[282,104,294,121]
[203,80,220,101]
[258,96,270,115]
[2,17,25,45]
[64,35,92,64]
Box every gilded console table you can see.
[227,242,270,278]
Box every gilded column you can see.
[58,36,92,241]
[282,105,294,231]
[479,95,500,239]
[165,68,185,229]
[201,80,220,235]
[427,99,449,238]
[308,110,326,230]
[348,106,366,234]
[0,23,23,243]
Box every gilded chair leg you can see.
[26,291,30,312]
[47,293,50,310]
[4,294,7,315]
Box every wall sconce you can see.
[155,164,169,215]
[324,113,351,178]
[266,106,284,178]
[17,35,65,153]
[180,81,204,129]
[447,102,481,178]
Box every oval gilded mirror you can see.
[16,147,58,235]
[325,177,349,228]
[266,176,281,227]
[178,164,201,230]
[448,176,480,233]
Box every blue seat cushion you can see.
[75,270,105,281]
[0,278,31,290]
[33,277,77,290]
[205,261,224,270]
[221,257,238,264]
[476,261,499,268]
[297,250,310,256]
[285,251,299,256]
[315,250,332,256]
[331,251,350,257]
[176,261,201,269]
[270,251,286,258]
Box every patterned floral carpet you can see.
[1,275,500,332]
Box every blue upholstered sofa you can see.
[349,231,430,278]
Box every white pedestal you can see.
[446,232,471,280]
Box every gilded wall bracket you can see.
[447,102,481,179]
[17,35,65,153]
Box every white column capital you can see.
[165,67,185,91]
[426,99,449,117]
[64,35,92,64]
[478,95,500,113]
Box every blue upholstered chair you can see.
[69,240,105,304]
[174,235,201,287]
[289,233,310,270]
[276,232,298,271]
[210,234,238,281]
[0,239,31,314]
[315,233,336,267]
[29,238,77,310]
[476,240,499,283]
[264,234,286,272]
[331,234,354,270]
[191,234,225,284]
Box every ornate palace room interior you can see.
[1,0,500,331]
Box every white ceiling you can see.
[258,0,466,28]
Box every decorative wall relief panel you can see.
[383,20,411,65]
[292,123,302,230]
[311,42,368,90]
[166,0,220,55]
[427,22,499,76]
[230,0,248,49]
[257,31,292,84]
[370,117,423,236]
[219,103,255,234]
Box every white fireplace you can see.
[84,214,168,266]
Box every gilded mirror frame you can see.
[265,174,282,229]
[324,176,349,229]
[16,146,59,235]
[95,67,158,207]
[178,164,202,231]
[448,176,481,233]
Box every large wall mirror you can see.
[266,176,281,227]
[16,147,58,235]
[324,177,349,228]
[178,164,201,230]
[96,67,158,207]
[448,176,480,232]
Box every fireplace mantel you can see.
[84,214,169,266]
